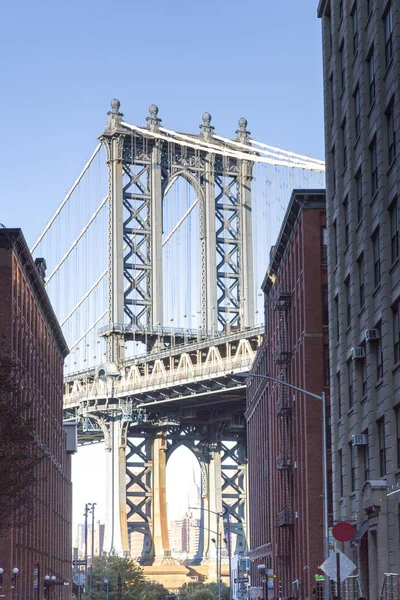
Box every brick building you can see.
[0,229,73,600]
[246,190,330,600]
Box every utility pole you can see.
[84,503,90,589]
[90,503,97,597]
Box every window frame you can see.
[384,4,393,67]
[370,136,378,196]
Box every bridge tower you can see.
[73,100,257,567]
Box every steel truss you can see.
[99,102,255,357]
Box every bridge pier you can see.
[103,417,130,555]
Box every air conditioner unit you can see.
[351,347,365,359]
[365,329,379,342]
[352,433,368,446]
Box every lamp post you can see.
[11,568,19,599]
[89,502,97,597]
[190,505,224,600]
[192,522,222,600]
[237,372,329,599]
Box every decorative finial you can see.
[110,98,121,114]
[236,117,251,143]
[200,112,214,140]
[105,98,123,131]
[147,104,161,131]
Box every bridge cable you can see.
[46,196,107,284]
[30,143,102,253]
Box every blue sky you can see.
[0,0,324,246]
[0,0,325,529]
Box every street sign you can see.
[73,573,86,587]
[332,522,356,542]
[235,578,249,583]
[72,560,87,567]
[320,550,356,583]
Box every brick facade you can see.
[0,229,72,600]
[246,191,330,600]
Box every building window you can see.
[396,409,400,468]
[354,86,361,139]
[342,119,347,168]
[345,277,351,326]
[367,0,372,16]
[337,371,341,418]
[340,41,345,91]
[322,283,329,326]
[332,145,336,193]
[368,47,375,105]
[356,169,363,222]
[335,296,339,341]
[339,0,343,21]
[347,359,353,408]
[357,253,365,310]
[352,4,359,55]
[324,344,330,386]
[363,432,370,481]
[361,345,367,395]
[370,137,378,196]
[384,4,393,67]
[350,443,356,491]
[338,448,344,496]
[321,227,328,264]
[393,304,400,364]
[376,324,383,381]
[344,196,350,246]
[386,99,396,165]
[390,197,399,262]
[372,227,381,287]
[329,73,334,121]
[378,418,386,476]
[333,220,338,265]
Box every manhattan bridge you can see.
[32,100,325,583]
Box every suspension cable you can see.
[30,143,102,253]
[46,196,107,284]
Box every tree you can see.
[179,581,230,600]
[136,580,170,600]
[84,553,145,600]
[0,353,44,532]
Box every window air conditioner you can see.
[365,329,379,342]
[352,434,368,446]
[351,347,365,359]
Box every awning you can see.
[352,520,369,543]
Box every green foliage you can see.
[136,580,170,600]
[83,553,145,600]
[179,581,230,600]
[78,553,170,600]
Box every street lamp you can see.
[11,568,18,599]
[192,522,222,600]
[189,505,224,600]
[236,372,329,597]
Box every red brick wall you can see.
[0,245,72,600]
[247,202,330,600]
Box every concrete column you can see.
[151,144,164,327]
[152,435,170,562]
[104,418,129,555]
[204,447,222,581]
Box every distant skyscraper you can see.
[318,0,400,595]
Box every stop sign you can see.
[332,521,356,542]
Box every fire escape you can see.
[273,288,293,563]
